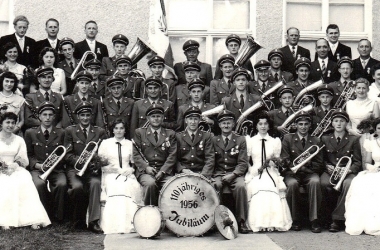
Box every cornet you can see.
[330,156,352,191]
[291,145,325,173]
[39,145,70,181]
[70,51,97,80]
[75,139,101,177]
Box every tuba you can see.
[70,51,97,80]
[330,156,352,191]
[293,79,324,110]
[281,104,313,131]
[235,36,263,80]
[198,104,225,132]
[75,139,101,177]
[291,145,325,173]
[39,145,70,181]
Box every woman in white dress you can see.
[98,119,142,234]
[0,112,50,230]
[367,63,380,101]
[245,112,292,232]
[0,72,25,134]
[39,47,67,95]
[345,117,380,235]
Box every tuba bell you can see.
[235,36,263,69]
[127,37,157,68]
[293,79,324,110]
[330,156,352,191]
[291,145,325,173]
[39,145,71,181]
[198,104,225,132]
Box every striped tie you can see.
[321,60,326,74]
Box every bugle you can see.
[198,104,224,132]
[281,104,313,131]
[39,145,70,181]
[330,156,352,191]
[70,51,97,80]
[75,139,101,177]
[291,145,325,173]
[293,79,324,110]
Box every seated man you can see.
[25,102,67,223]
[133,104,177,206]
[212,110,250,234]
[176,106,214,177]
[281,111,324,233]
[268,49,293,83]
[320,109,361,232]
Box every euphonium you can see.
[260,79,285,110]
[291,145,325,173]
[235,36,263,80]
[198,104,225,132]
[39,145,70,181]
[234,101,264,136]
[70,51,97,80]
[281,104,313,131]
[293,79,324,110]
[330,156,352,191]
[127,37,157,67]
[75,139,101,177]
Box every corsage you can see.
[230,145,239,155]
[327,70,331,77]
[162,137,171,150]
[199,140,204,150]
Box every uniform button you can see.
[191,155,194,157]
[225,158,227,161]
[154,154,157,157]
[192,147,194,149]
[336,158,339,161]
[191,163,194,166]
[46,153,49,156]
[45,146,48,148]
[225,152,227,154]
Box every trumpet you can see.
[70,51,97,80]
[291,145,325,173]
[75,139,101,177]
[281,104,313,131]
[330,156,352,191]
[39,145,70,181]
[293,79,324,110]
[198,104,224,132]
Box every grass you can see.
[0,223,105,250]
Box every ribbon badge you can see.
[230,145,239,155]
[199,140,204,150]
[97,48,101,54]
[327,70,331,78]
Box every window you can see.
[166,0,255,72]
[285,0,372,60]
[0,0,14,36]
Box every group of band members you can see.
[1,15,380,235]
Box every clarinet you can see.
[131,139,149,164]
[100,96,110,137]
[61,95,75,125]
[24,100,39,119]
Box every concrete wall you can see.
[372,0,380,59]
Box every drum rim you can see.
[214,205,238,240]
[133,205,165,238]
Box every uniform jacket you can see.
[133,127,177,177]
[100,56,117,80]
[64,124,106,168]
[176,102,216,132]
[61,93,104,128]
[74,39,109,62]
[214,58,254,80]
[139,77,177,104]
[309,59,340,83]
[25,126,65,170]
[268,70,294,83]
[174,60,213,86]
[321,133,362,174]
[311,106,331,133]
[212,133,248,177]
[175,83,210,108]
[0,33,36,67]
[281,133,324,176]
[57,58,81,95]
[328,80,356,107]
[210,78,235,106]
[249,80,279,107]
[268,108,295,138]
[176,130,214,176]
[24,90,63,129]
[280,45,311,76]
[352,57,380,83]
[221,93,261,122]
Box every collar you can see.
[112,96,122,103]
[334,131,346,139]
[148,97,159,104]
[297,133,308,141]
[254,133,270,141]
[86,38,96,45]
[270,68,280,75]
[150,127,162,134]
[318,57,328,65]
[281,106,291,113]
[15,33,24,40]
[328,41,338,49]
[340,77,351,83]
[223,77,231,84]
[77,92,88,100]
[235,90,246,99]
[80,125,90,131]
[48,38,58,43]
[191,101,202,108]
[40,125,52,133]
[222,134,232,141]
[258,80,268,86]
[361,57,369,63]
[186,128,198,137]
[65,58,75,65]
[39,89,52,96]
[113,137,127,146]
[289,44,298,50]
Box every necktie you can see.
[44,92,49,101]
[343,80,347,85]
[274,73,279,82]
[83,128,87,139]
[152,102,155,105]
[261,82,266,92]
[325,109,328,114]
[19,38,24,52]
[321,60,326,74]
[301,137,306,148]
[93,82,97,92]
[51,41,56,49]
[116,142,122,168]
[224,137,229,148]
[337,137,341,144]
[362,60,366,69]
[191,133,195,142]
[285,110,289,117]
[292,46,296,58]
[117,100,121,109]
[82,97,86,101]
[69,62,74,70]
[44,130,49,141]
[240,94,245,108]
[154,130,158,142]
[228,80,231,90]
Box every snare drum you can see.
[133,206,165,238]
[159,173,220,236]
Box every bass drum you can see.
[133,206,165,238]
[159,173,220,236]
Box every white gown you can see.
[98,137,143,234]
[245,134,292,232]
[345,139,380,235]
[0,134,51,228]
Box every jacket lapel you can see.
[146,128,158,146]
[293,134,304,152]
[192,130,203,146]
[76,126,87,143]
[106,97,118,113]
[156,129,167,148]
[182,131,194,146]
[47,127,59,146]
[225,133,237,151]
[215,135,226,150]
[86,125,96,143]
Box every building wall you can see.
[372,0,380,59]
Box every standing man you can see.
[352,39,379,82]
[329,57,355,106]
[0,15,36,68]
[250,60,278,107]
[311,85,335,133]
[174,40,212,86]
[309,38,340,83]
[134,104,177,206]
[214,34,254,80]
[35,18,61,58]
[64,102,106,233]
[281,111,324,233]
[25,102,67,223]
[212,110,250,234]
[268,49,293,83]
[74,20,109,62]
[279,27,311,76]
[324,24,352,62]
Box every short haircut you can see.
[13,15,29,26]
[2,42,17,57]
[45,18,59,27]
[287,27,299,35]
[85,20,97,28]
[38,47,59,67]
[0,72,19,93]
[0,112,18,124]
[315,38,330,49]
[326,24,339,33]
[358,38,372,47]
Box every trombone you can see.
[70,51,97,80]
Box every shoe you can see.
[329,221,340,232]
[73,220,87,230]
[311,220,322,233]
[31,224,41,230]
[88,221,103,234]
[291,221,302,231]
[238,221,251,234]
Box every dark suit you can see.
[214,58,254,80]
[309,59,340,83]
[352,57,380,82]
[64,124,106,223]
[25,126,67,221]
[281,133,324,222]
[0,33,36,67]
[176,130,214,176]
[280,45,311,76]
[24,90,63,129]
[35,38,61,60]
[212,133,248,222]
[175,84,210,108]
[174,61,213,86]
[314,42,352,63]
[176,102,216,132]
[74,40,109,62]
[57,59,81,95]
[133,127,177,205]
[320,133,361,221]
[221,93,261,122]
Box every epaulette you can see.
[67,124,77,128]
